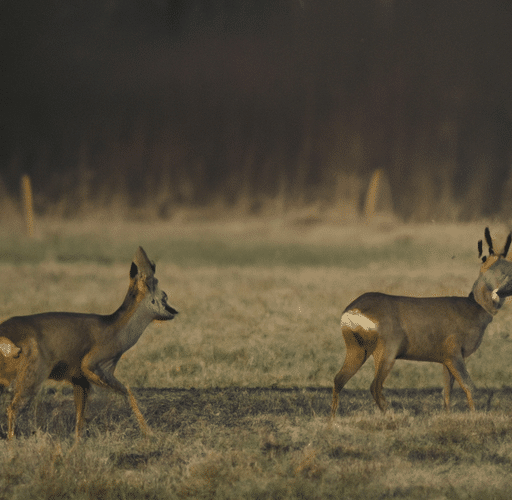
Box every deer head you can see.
[129,247,178,321]
[473,228,512,314]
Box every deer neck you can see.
[107,290,154,352]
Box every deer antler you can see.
[503,233,512,258]
[485,227,494,255]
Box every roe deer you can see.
[330,228,512,419]
[1,247,178,440]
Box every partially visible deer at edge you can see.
[330,228,512,420]
[0,247,178,441]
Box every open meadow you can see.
[1,218,512,499]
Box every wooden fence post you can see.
[364,169,382,221]
[21,174,35,237]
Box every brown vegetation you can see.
[1,221,512,497]
[2,1,512,221]
[3,387,512,499]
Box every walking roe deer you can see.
[0,247,178,440]
[330,228,512,419]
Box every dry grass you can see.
[1,218,512,498]
[2,406,512,499]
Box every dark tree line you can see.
[2,0,512,220]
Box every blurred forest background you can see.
[2,0,512,222]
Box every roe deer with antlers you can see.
[1,247,178,441]
[330,228,512,419]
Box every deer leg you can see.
[370,343,397,412]
[81,350,118,391]
[72,376,91,442]
[82,352,151,436]
[7,385,26,440]
[331,331,372,420]
[7,351,47,439]
[443,365,455,411]
[444,356,476,411]
[126,386,152,436]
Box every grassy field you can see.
[1,218,512,499]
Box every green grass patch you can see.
[0,225,456,268]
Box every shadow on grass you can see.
[3,386,512,440]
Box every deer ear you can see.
[130,262,138,279]
[503,233,512,258]
[478,240,483,258]
[132,247,156,278]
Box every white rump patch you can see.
[0,341,17,358]
[341,309,378,331]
